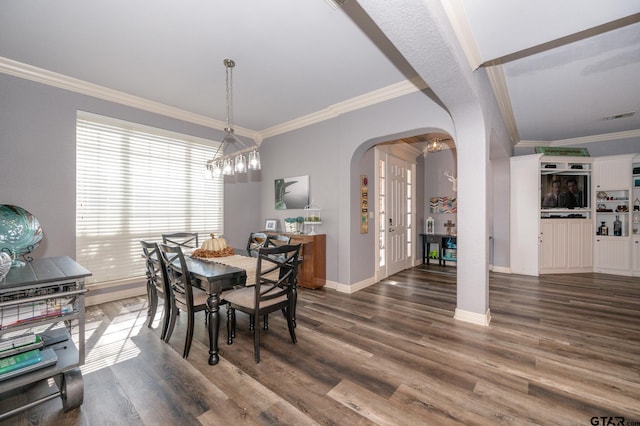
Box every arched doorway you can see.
[358,132,457,282]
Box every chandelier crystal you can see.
[205,59,261,179]
[427,137,444,152]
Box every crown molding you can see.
[517,129,640,148]
[259,77,428,139]
[0,56,260,141]
[485,65,520,145]
[441,0,483,71]
[1,56,427,144]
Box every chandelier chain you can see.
[225,59,235,131]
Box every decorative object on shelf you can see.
[0,205,43,268]
[444,237,457,260]
[613,215,622,236]
[425,217,435,235]
[304,204,322,235]
[634,198,640,211]
[284,217,304,233]
[444,219,456,236]
[634,212,640,223]
[534,147,590,156]
[597,191,608,201]
[598,221,608,236]
[265,219,278,231]
[274,175,309,210]
[0,252,11,281]
[205,59,260,178]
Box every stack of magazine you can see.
[0,333,58,381]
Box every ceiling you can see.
[1,1,639,148]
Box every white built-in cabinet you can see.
[594,238,630,273]
[539,219,592,273]
[631,157,640,276]
[593,157,631,190]
[592,154,635,275]
[633,234,640,275]
[510,153,639,276]
[510,154,593,276]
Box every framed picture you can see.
[265,219,278,231]
[274,175,310,210]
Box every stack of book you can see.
[0,334,58,381]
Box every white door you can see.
[386,155,409,275]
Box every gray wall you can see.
[7,63,576,288]
[1,72,458,288]
[227,91,456,286]
[0,73,242,260]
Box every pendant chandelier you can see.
[427,137,444,153]
[205,59,260,178]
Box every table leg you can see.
[206,292,220,365]
[426,242,431,265]
[422,237,427,265]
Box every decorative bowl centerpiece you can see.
[0,205,43,267]
[0,252,11,281]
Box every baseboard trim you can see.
[322,280,338,290]
[454,308,491,326]
[491,265,511,274]
[334,276,376,294]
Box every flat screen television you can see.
[540,173,590,209]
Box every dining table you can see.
[184,256,247,365]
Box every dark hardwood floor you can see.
[2,264,639,425]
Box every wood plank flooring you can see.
[1,264,639,425]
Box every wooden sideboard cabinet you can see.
[266,232,326,289]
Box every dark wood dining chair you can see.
[246,232,268,257]
[157,243,209,359]
[224,244,301,363]
[162,232,199,250]
[140,241,172,341]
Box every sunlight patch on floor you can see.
[80,302,150,374]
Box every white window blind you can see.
[76,112,222,286]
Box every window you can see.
[76,112,222,286]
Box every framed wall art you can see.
[274,175,310,210]
[265,219,278,231]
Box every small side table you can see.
[420,234,445,265]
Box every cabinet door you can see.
[539,220,567,271]
[567,220,593,269]
[632,236,640,275]
[594,157,632,190]
[594,237,631,272]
